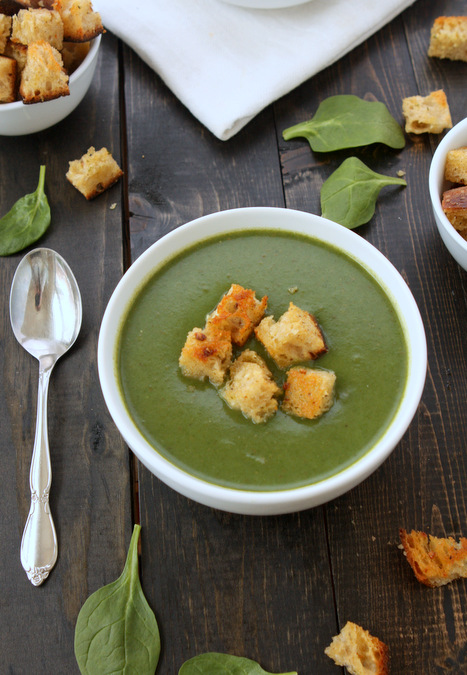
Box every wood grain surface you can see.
[0,1,466,673]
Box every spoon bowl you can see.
[10,248,82,585]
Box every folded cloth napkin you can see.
[97,0,417,141]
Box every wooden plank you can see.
[122,46,339,673]
[275,1,467,672]
[0,34,132,672]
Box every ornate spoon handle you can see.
[20,358,58,586]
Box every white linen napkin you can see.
[97,0,417,141]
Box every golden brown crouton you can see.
[442,185,467,240]
[428,16,467,62]
[12,8,63,50]
[445,147,467,185]
[66,147,123,200]
[325,621,389,675]
[4,38,28,74]
[58,0,103,42]
[19,39,68,102]
[402,89,452,134]
[0,53,16,101]
[0,14,12,53]
[400,528,467,587]
[220,350,281,423]
[207,283,267,347]
[255,302,327,369]
[282,367,335,420]
[179,325,232,387]
[60,39,89,73]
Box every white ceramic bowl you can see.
[429,117,467,271]
[98,207,427,516]
[219,0,311,8]
[0,34,101,136]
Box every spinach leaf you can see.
[282,95,405,152]
[179,652,297,674]
[320,157,407,229]
[74,524,160,675]
[0,165,51,256]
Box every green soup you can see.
[117,230,408,491]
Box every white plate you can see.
[219,0,312,9]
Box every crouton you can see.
[220,350,281,424]
[58,0,103,42]
[179,325,232,387]
[60,39,89,73]
[0,14,12,53]
[428,16,467,62]
[19,39,68,102]
[325,621,389,675]
[0,53,16,101]
[206,284,267,347]
[399,528,467,587]
[402,89,452,134]
[282,367,335,420]
[255,302,327,369]
[445,147,467,185]
[4,38,27,74]
[66,147,123,200]
[442,185,467,240]
[12,8,63,50]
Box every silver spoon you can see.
[10,248,82,586]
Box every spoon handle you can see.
[20,359,58,586]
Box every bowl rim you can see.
[0,33,101,112]
[98,206,427,514]
[428,117,467,253]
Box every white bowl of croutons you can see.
[0,20,101,136]
[429,117,467,271]
[98,207,427,515]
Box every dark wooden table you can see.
[1,1,466,672]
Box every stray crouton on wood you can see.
[428,16,467,62]
[206,283,267,347]
[179,325,232,387]
[66,147,123,200]
[255,302,327,369]
[399,528,467,587]
[402,90,452,134]
[220,349,281,424]
[325,621,389,675]
[282,367,335,420]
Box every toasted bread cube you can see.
[255,302,327,369]
[12,8,63,50]
[206,284,267,347]
[282,367,335,420]
[19,39,68,102]
[60,39,89,73]
[4,38,28,74]
[0,53,16,101]
[179,325,232,387]
[220,350,281,424]
[400,529,467,587]
[428,16,467,62]
[0,14,12,53]
[58,0,103,42]
[441,186,467,240]
[402,90,452,134]
[445,147,467,185]
[66,147,123,200]
[325,621,389,675]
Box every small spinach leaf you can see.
[320,157,407,229]
[0,165,51,256]
[74,524,160,675]
[178,652,297,674]
[282,95,405,152]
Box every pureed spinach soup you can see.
[117,230,408,491]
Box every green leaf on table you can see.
[282,95,405,152]
[179,652,298,674]
[320,157,407,229]
[74,524,160,675]
[0,165,51,256]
